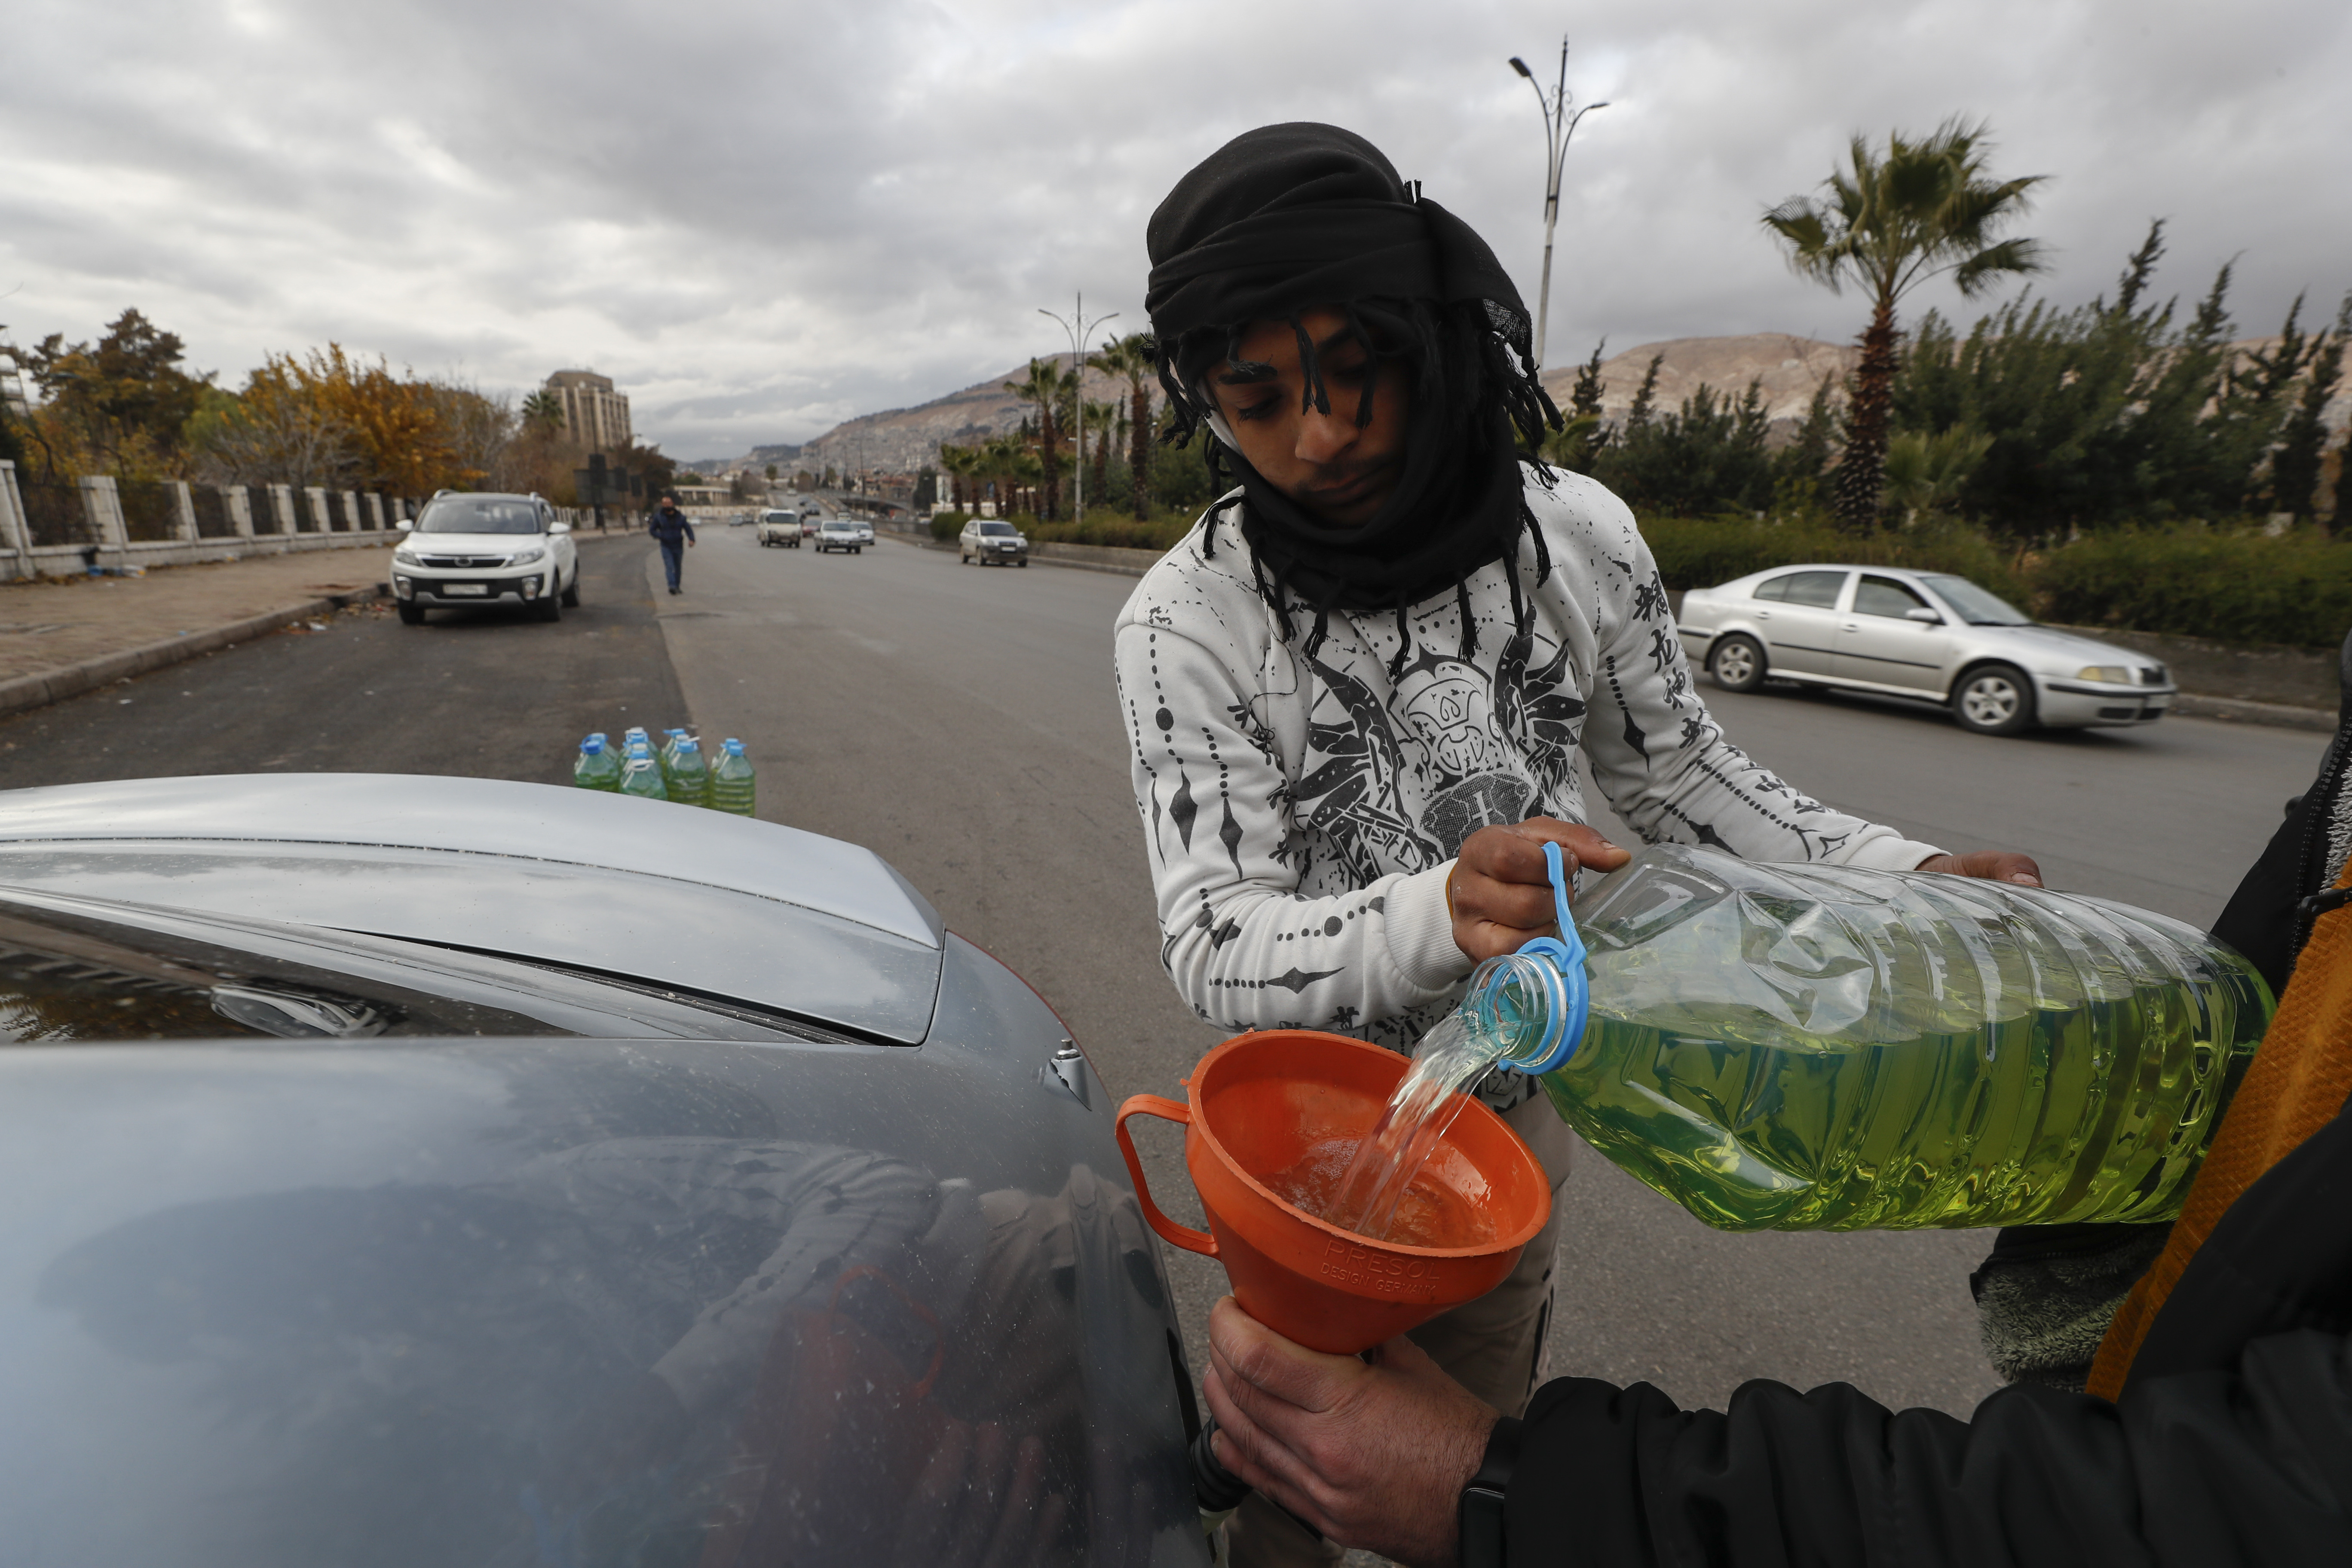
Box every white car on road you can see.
[1677,563,2177,735]
[392,493,579,625]
[814,518,872,554]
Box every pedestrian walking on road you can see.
[1117,123,2045,1568]
[650,494,696,595]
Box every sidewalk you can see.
[0,530,638,719]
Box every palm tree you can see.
[1763,119,2045,531]
[1089,331,1158,519]
[521,388,566,435]
[979,434,1030,518]
[1085,399,1116,505]
[1005,358,1074,519]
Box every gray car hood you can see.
[0,775,945,1042]
[1972,622,2145,668]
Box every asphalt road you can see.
[0,522,2329,1421]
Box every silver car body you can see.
[0,775,1206,1566]
[1678,563,2178,729]
[815,518,871,553]
[961,517,1031,565]
[392,492,579,613]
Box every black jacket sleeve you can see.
[1508,1334,2352,1565]
[1510,1103,2352,1564]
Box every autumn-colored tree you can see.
[18,308,208,477]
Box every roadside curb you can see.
[879,531,1154,579]
[0,582,389,723]
[2168,692,2340,733]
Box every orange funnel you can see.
[1115,1029,1551,1355]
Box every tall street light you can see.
[1040,292,1118,523]
[1509,39,1608,371]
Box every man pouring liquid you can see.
[1113,122,2041,1567]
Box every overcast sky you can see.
[6,0,2347,459]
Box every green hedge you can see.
[929,509,967,542]
[1644,515,2350,650]
[2030,527,2352,648]
[1642,516,2030,608]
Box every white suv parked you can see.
[392,493,580,624]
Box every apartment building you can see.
[544,370,633,452]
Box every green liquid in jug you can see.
[1540,849,2273,1231]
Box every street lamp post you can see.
[1039,292,1118,524]
[1509,40,1608,371]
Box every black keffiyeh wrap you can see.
[1145,122,1560,671]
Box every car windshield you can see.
[1920,574,2032,625]
[979,522,1015,536]
[416,497,542,535]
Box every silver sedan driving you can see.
[1677,564,2177,735]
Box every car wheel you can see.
[1951,663,2037,735]
[1018,557,1029,567]
[959,551,968,564]
[535,594,561,623]
[397,602,425,626]
[1707,634,1767,694]
[560,571,580,608]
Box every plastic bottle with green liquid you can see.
[668,735,712,808]
[710,738,755,816]
[1370,842,2274,1235]
[618,741,668,801]
[571,735,621,791]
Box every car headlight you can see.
[392,545,419,564]
[2076,665,2132,683]
[508,546,546,566]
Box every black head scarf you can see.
[1146,123,1559,671]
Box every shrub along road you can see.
[0,522,2326,1423]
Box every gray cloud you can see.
[4,0,2346,457]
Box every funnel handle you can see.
[1114,1094,1219,1259]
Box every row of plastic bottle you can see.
[572,727,755,815]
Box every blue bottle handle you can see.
[1498,840,1591,1074]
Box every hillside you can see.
[724,330,2343,475]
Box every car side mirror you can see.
[1905,607,1943,624]
[549,521,571,535]
[395,519,413,532]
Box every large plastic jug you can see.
[710,738,756,817]
[1470,843,2272,1231]
[668,735,712,808]
[618,741,668,801]
[571,735,621,791]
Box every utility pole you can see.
[1039,292,1118,523]
[1509,39,1608,371]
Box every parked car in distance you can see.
[1677,564,2178,735]
[392,492,579,625]
[756,508,802,548]
[961,518,1031,567]
[0,773,1205,1567]
[815,518,872,554]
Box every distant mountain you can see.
[1540,334,1854,431]
[727,328,2342,475]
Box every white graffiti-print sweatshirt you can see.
[1113,466,1947,1071]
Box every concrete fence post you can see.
[170,480,200,542]
[364,493,384,531]
[224,485,256,539]
[0,461,30,578]
[79,475,128,551]
[302,486,328,537]
[339,489,359,533]
[264,483,296,535]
